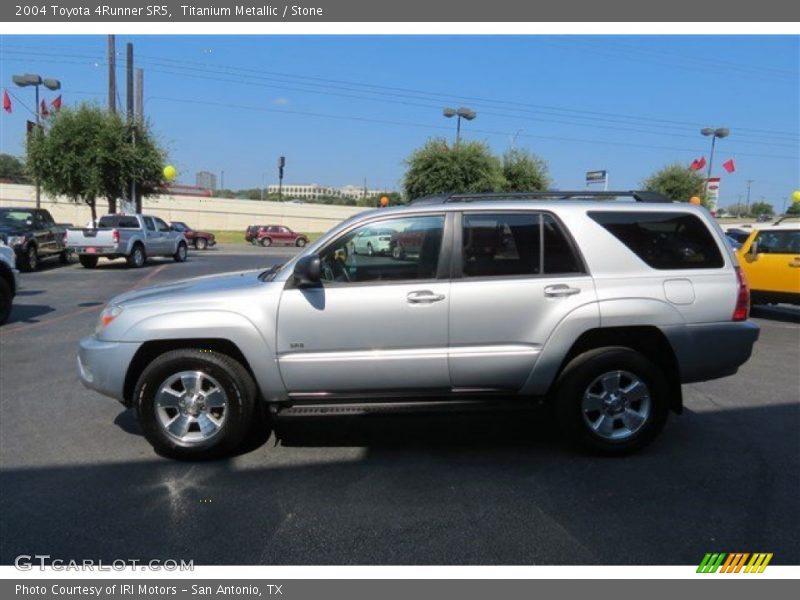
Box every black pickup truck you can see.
[0,207,70,272]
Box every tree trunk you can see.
[107,196,117,215]
[88,197,97,226]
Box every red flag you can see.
[40,99,49,117]
[723,158,736,173]
[2,89,11,113]
[689,156,706,171]
[51,95,62,110]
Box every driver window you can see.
[318,215,445,284]
[155,218,171,232]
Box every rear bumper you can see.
[78,336,141,403]
[660,321,760,383]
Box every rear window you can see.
[589,211,723,269]
[98,215,140,229]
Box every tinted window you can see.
[543,214,583,274]
[319,215,445,283]
[589,211,723,269]
[98,215,141,229]
[462,213,541,277]
[461,213,583,278]
[154,218,170,232]
[754,230,800,254]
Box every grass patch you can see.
[208,230,325,245]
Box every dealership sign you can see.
[706,177,721,211]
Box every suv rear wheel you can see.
[134,349,257,460]
[79,255,98,269]
[260,237,272,247]
[553,347,669,455]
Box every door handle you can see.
[544,284,581,298]
[407,290,446,304]
[789,260,800,268]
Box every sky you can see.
[1,35,798,209]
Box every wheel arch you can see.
[552,326,683,414]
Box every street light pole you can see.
[700,127,729,204]
[13,73,60,209]
[443,107,477,147]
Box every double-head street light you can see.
[13,73,61,208]
[443,106,476,146]
[700,126,729,189]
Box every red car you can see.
[170,222,216,250]
[253,225,308,248]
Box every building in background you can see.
[266,183,384,201]
[195,170,217,191]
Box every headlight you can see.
[7,235,26,247]
[96,304,124,335]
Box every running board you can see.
[274,397,542,418]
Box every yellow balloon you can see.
[792,190,800,203]
[163,165,177,181]
[689,196,702,205]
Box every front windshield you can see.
[0,210,34,228]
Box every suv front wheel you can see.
[134,349,257,460]
[553,347,669,456]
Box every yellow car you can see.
[736,226,800,305]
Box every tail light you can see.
[112,228,120,245]
[732,266,750,321]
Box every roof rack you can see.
[409,190,672,205]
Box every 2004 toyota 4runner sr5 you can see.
[78,191,759,459]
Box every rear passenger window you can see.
[461,213,583,278]
[589,211,723,269]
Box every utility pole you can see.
[745,179,754,216]
[126,43,138,213]
[277,156,285,201]
[107,35,116,114]
[220,170,224,190]
[135,68,144,121]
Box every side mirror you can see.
[293,255,321,287]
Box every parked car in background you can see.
[255,225,308,247]
[66,214,188,269]
[245,225,265,244]
[170,221,216,250]
[0,241,19,325]
[0,207,70,272]
[736,224,800,305]
[350,226,394,256]
[78,191,759,460]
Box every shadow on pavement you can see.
[751,305,800,324]
[2,403,798,566]
[5,303,55,325]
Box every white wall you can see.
[0,183,369,233]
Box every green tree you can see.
[26,103,167,221]
[749,201,774,217]
[786,201,800,216]
[642,163,706,205]
[0,153,29,183]
[501,148,550,192]
[403,138,505,200]
[726,202,750,218]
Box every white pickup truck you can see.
[66,214,188,269]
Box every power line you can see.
[3,44,798,142]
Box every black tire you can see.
[295,238,307,248]
[194,237,208,251]
[17,245,38,273]
[127,244,146,268]
[173,242,188,263]
[134,349,258,460]
[553,347,669,456]
[79,255,98,269]
[0,277,12,325]
[59,249,71,265]
[259,237,272,247]
[392,244,405,260]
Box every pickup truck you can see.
[66,214,189,269]
[0,207,70,272]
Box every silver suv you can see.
[78,191,759,459]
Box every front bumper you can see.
[77,336,141,403]
[661,321,760,383]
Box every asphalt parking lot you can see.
[1,244,798,566]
